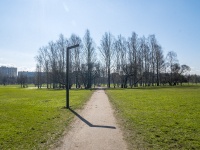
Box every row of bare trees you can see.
[35,30,191,89]
[35,30,99,89]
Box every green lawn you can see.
[0,86,92,149]
[107,86,200,150]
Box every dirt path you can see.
[55,89,127,150]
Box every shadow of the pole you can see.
[69,108,116,129]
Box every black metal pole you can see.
[66,44,79,109]
[66,47,69,109]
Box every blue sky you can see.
[0,0,200,74]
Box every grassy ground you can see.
[107,85,200,150]
[0,85,92,149]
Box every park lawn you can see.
[107,86,200,150]
[0,86,92,149]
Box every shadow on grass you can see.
[69,108,116,129]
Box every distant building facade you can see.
[18,71,37,84]
[18,71,36,78]
[0,66,17,77]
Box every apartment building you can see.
[0,66,17,77]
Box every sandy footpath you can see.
[54,89,127,150]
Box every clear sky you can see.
[0,0,200,74]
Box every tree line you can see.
[35,29,193,89]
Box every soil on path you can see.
[54,89,127,150]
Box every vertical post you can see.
[66,47,69,109]
[66,44,79,109]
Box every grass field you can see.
[0,85,92,149]
[107,86,200,150]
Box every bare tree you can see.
[35,55,43,88]
[166,51,178,85]
[176,64,191,85]
[83,29,96,89]
[113,35,125,87]
[99,32,114,88]
[69,34,82,88]
[154,44,164,86]
[38,46,50,88]
[138,36,150,86]
[18,73,28,88]
[180,64,191,75]
[56,34,67,88]
[47,42,58,88]
[148,35,157,86]
[127,32,139,87]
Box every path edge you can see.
[49,90,95,149]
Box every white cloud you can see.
[18,66,35,72]
[0,62,16,68]
[188,67,200,75]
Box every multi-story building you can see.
[0,66,17,77]
[18,71,37,84]
[18,71,36,78]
